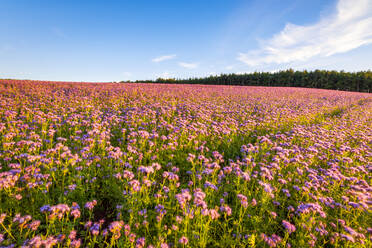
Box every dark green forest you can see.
[128,69,372,92]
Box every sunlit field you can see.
[0,80,371,247]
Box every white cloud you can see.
[51,27,67,38]
[236,71,254,75]
[0,44,13,54]
[155,71,174,79]
[122,71,132,77]
[178,62,198,69]
[152,54,176,62]
[238,0,372,66]
[207,71,217,76]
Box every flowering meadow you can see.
[0,80,371,248]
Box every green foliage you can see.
[132,69,372,92]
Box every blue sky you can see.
[1,0,372,81]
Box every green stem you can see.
[0,222,16,241]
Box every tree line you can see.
[125,69,372,92]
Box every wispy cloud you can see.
[155,71,174,79]
[51,27,67,38]
[122,71,132,77]
[238,0,372,66]
[178,62,198,69]
[236,70,254,75]
[152,54,176,63]
[207,71,217,76]
[0,44,13,55]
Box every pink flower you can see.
[282,220,296,234]
[251,198,257,206]
[0,213,6,224]
[179,236,189,245]
[70,239,81,248]
[237,194,248,208]
[220,205,232,216]
[109,220,124,233]
[136,237,145,248]
[28,220,41,231]
[71,209,81,219]
[209,209,220,220]
[69,230,77,240]
[84,200,97,210]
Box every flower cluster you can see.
[0,79,370,247]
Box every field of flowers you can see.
[0,79,371,247]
